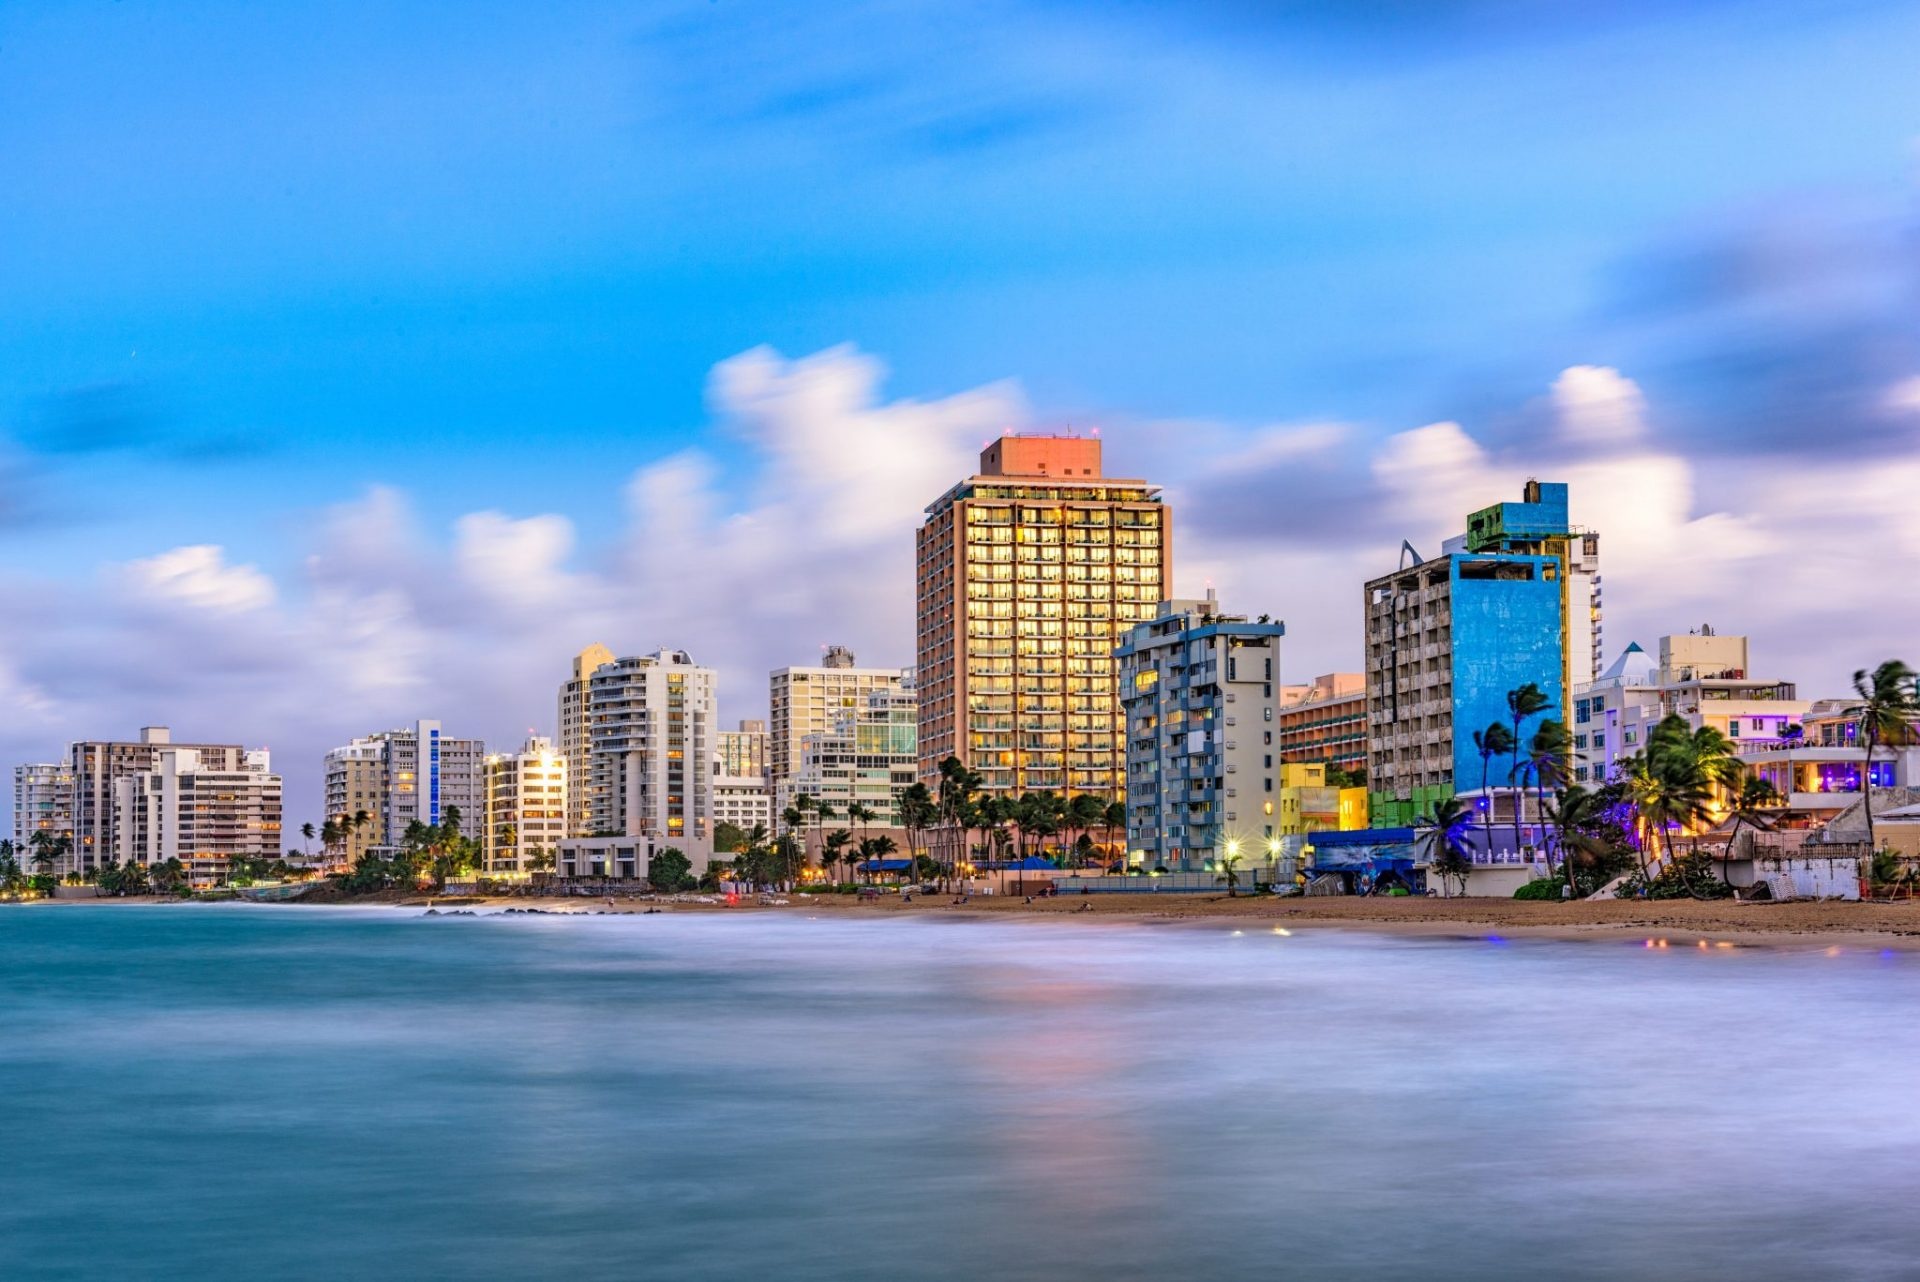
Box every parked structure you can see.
[1116,592,1284,872]
[916,433,1170,798]
[483,736,567,877]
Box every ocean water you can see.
[3,907,1919,1281]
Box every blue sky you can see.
[3,0,1919,824]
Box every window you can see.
[1264,708,1273,721]
[1728,720,1741,738]
[1264,732,1272,745]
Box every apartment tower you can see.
[916,434,1170,798]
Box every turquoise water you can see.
[4,906,1919,1281]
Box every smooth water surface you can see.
[3,905,1919,1281]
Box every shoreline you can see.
[20,889,1920,950]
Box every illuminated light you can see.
[1716,941,1733,950]
[1271,927,1291,936]
[1231,930,1243,937]
[1697,940,1708,950]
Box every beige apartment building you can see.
[67,727,259,875]
[483,736,567,876]
[110,748,283,885]
[915,434,1170,798]
[558,643,617,837]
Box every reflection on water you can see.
[3,906,1919,1281]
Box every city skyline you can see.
[6,1,1920,826]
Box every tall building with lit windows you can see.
[1117,593,1283,872]
[323,720,486,858]
[585,648,716,863]
[916,434,1171,799]
[483,736,567,876]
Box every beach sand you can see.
[26,888,1920,949]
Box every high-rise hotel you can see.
[916,434,1170,798]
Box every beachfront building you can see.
[585,648,718,865]
[1736,698,1920,829]
[558,643,617,837]
[776,677,920,837]
[1116,593,1284,873]
[1364,483,1584,828]
[1277,673,1367,775]
[110,748,283,886]
[916,433,1170,802]
[555,834,657,881]
[322,721,486,860]
[12,762,74,850]
[768,653,910,789]
[483,736,567,877]
[1574,631,1807,785]
[1277,763,1368,835]
[712,773,773,844]
[719,719,769,781]
[67,728,263,877]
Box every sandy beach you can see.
[24,889,1920,949]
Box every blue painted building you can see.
[1363,483,1585,829]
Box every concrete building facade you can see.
[1116,594,1284,872]
[916,434,1170,799]
[110,748,283,885]
[1574,631,1807,785]
[483,736,567,876]
[1277,673,1367,773]
[323,721,486,856]
[558,643,617,837]
[775,677,920,827]
[12,762,74,851]
[68,728,258,875]
[768,655,911,792]
[1365,532,1568,829]
[586,648,717,863]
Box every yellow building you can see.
[915,434,1170,798]
[1277,763,1368,835]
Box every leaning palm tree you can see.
[1472,723,1516,828]
[1543,784,1607,898]
[1417,796,1475,896]
[1102,800,1128,870]
[845,801,876,881]
[300,822,317,857]
[1216,851,1244,898]
[1505,683,1553,856]
[824,828,851,883]
[1526,719,1574,866]
[1845,660,1919,860]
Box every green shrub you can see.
[1513,878,1566,901]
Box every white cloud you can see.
[1552,364,1648,445]
[1885,376,1920,413]
[6,345,1920,832]
[123,545,275,613]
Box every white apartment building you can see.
[712,772,772,840]
[323,720,486,859]
[1574,631,1807,784]
[774,679,920,828]
[768,651,913,789]
[67,727,259,874]
[12,762,74,850]
[483,736,567,877]
[111,748,283,885]
[1117,594,1285,873]
[558,643,617,837]
[587,648,717,863]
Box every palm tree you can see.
[1543,784,1607,898]
[1527,719,1574,866]
[300,822,317,858]
[28,830,59,877]
[1622,716,1711,881]
[1505,683,1553,855]
[937,757,983,887]
[867,833,899,880]
[1418,796,1475,897]
[898,784,936,871]
[824,828,852,883]
[1472,723,1516,828]
[1845,660,1918,861]
[1066,794,1106,867]
[846,801,877,882]
[1216,851,1244,897]
[1102,800,1128,871]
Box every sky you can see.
[3,0,1919,829]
